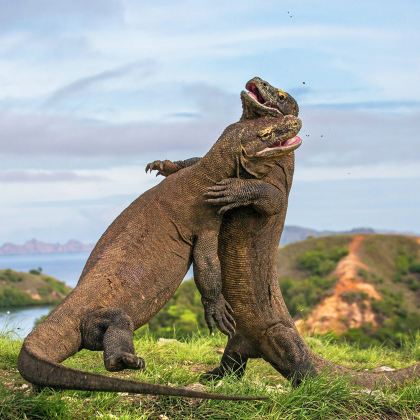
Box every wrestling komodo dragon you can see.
[18,86,301,399]
[149,78,419,389]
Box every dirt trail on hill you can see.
[296,235,381,335]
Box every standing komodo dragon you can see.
[18,85,302,399]
[149,78,419,389]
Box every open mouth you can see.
[245,82,280,113]
[256,135,302,156]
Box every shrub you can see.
[340,291,369,305]
[44,277,69,295]
[297,247,348,276]
[147,279,206,337]
[0,269,23,283]
[281,275,336,318]
[395,254,411,275]
[0,287,33,307]
[393,253,420,290]
[409,262,420,273]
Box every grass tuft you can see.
[0,333,418,419]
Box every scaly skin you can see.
[150,79,419,389]
[204,169,419,388]
[18,80,301,400]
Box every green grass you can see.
[0,332,418,419]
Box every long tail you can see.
[18,344,265,400]
[310,352,419,388]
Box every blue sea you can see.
[0,252,193,338]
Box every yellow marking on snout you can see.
[278,89,288,97]
[258,126,276,139]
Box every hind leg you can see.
[201,333,259,382]
[80,308,145,372]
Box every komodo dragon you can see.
[148,78,419,389]
[18,85,302,400]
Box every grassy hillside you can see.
[2,234,419,348]
[149,234,420,348]
[276,234,420,347]
[0,269,71,308]
[0,333,418,419]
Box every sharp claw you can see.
[218,206,229,215]
[226,314,235,326]
[225,302,234,315]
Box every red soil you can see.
[296,235,381,335]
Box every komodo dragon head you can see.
[206,78,302,179]
[237,114,302,178]
[241,76,299,120]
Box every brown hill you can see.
[277,234,420,346]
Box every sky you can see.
[1,0,419,243]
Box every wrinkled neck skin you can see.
[197,122,248,182]
[277,152,295,197]
[240,148,283,180]
[198,148,236,182]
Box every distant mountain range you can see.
[280,225,377,245]
[0,226,415,256]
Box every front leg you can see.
[145,157,201,177]
[205,178,286,216]
[193,230,236,338]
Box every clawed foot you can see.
[204,178,253,215]
[199,366,227,383]
[105,352,145,372]
[202,295,236,338]
[145,160,180,177]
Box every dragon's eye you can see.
[278,90,287,100]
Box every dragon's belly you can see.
[220,208,285,335]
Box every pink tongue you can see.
[248,91,258,101]
[283,136,301,146]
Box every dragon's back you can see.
[54,172,200,328]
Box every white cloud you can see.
[0,1,419,241]
[1,166,159,205]
[44,60,157,106]
[0,170,107,183]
